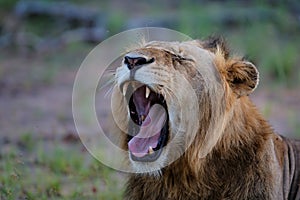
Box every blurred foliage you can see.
[176,2,300,85]
[107,12,127,35]
[23,15,59,37]
[0,0,18,10]
[1,0,298,85]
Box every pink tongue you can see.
[128,105,167,158]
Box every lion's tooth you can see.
[122,83,128,96]
[148,146,154,154]
[145,87,150,99]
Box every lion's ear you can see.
[226,61,259,97]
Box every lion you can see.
[111,37,300,199]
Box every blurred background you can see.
[0,0,299,199]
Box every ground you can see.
[0,48,126,199]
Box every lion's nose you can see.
[124,55,154,70]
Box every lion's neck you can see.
[219,96,273,150]
[181,96,273,172]
[125,97,274,199]
[167,97,272,197]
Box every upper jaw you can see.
[120,81,152,99]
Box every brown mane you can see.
[113,37,300,199]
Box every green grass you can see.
[0,134,125,200]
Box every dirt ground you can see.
[0,57,76,141]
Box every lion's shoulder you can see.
[281,137,300,199]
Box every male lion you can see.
[111,37,300,199]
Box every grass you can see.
[0,133,125,200]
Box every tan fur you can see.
[112,37,300,199]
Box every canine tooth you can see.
[141,115,145,122]
[145,87,150,98]
[148,146,154,154]
[122,83,128,96]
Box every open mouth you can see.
[124,83,169,162]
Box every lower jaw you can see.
[130,147,163,162]
[128,116,169,163]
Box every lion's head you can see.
[111,38,259,174]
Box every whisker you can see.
[104,85,114,98]
[163,85,176,99]
[98,73,116,91]
[105,69,117,74]
[97,71,117,98]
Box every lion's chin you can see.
[129,147,170,175]
[129,143,164,162]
